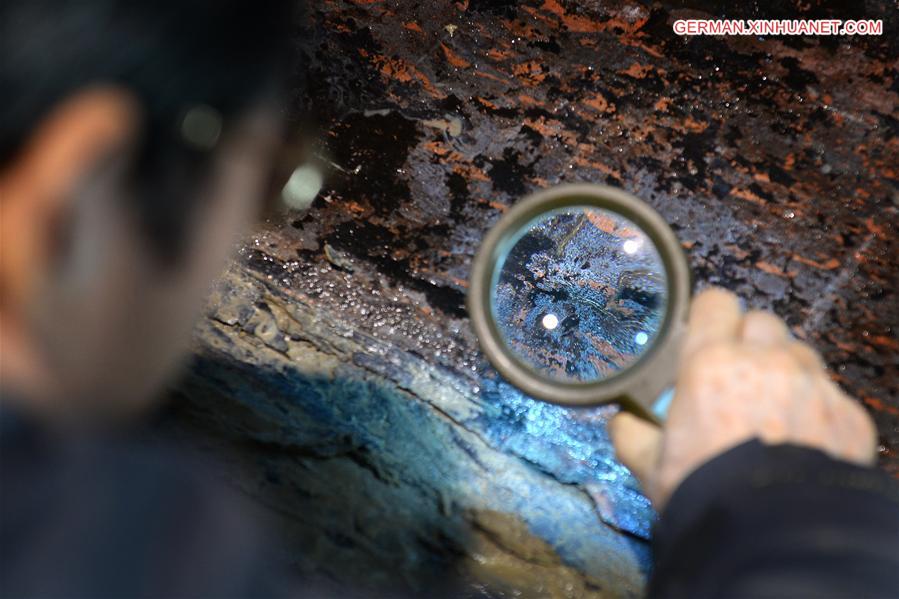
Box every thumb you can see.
[609,412,663,494]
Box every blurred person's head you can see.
[0,0,295,425]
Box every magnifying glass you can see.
[468,184,691,423]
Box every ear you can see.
[0,86,138,313]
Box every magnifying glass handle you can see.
[625,320,686,425]
[651,387,675,421]
[625,384,671,426]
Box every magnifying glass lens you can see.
[491,207,668,384]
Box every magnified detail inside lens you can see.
[491,207,668,384]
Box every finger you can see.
[784,369,834,451]
[828,393,866,465]
[740,310,790,346]
[682,287,742,361]
[817,378,878,466]
[787,340,825,372]
[848,401,879,465]
[838,395,879,466]
[609,412,663,493]
[818,380,851,461]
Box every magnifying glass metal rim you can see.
[468,183,691,417]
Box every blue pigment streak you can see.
[477,373,656,542]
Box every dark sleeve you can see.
[0,433,295,599]
[649,440,899,599]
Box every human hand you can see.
[609,287,879,509]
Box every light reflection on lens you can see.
[622,239,641,255]
[542,313,559,330]
[491,207,668,384]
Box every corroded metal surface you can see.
[172,0,898,596]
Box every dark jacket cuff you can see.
[650,440,899,598]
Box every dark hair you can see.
[0,0,296,263]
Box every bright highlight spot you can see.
[622,239,641,255]
[282,164,323,211]
[542,313,559,330]
[634,331,649,346]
